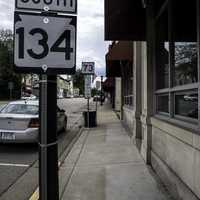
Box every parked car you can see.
[21,94,37,100]
[93,95,100,102]
[57,94,64,99]
[93,95,105,102]
[0,104,6,112]
[0,100,67,143]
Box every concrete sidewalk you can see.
[59,103,173,200]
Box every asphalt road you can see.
[0,98,87,199]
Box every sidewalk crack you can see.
[60,129,90,199]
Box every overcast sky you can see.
[0,0,108,76]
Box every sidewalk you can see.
[59,103,173,200]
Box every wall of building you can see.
[151,118,200,200]
[133,41,200,199]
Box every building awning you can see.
[106,41,133,61]
[105,0,146,41]
[105,0,196,42]
[106,41,133,77]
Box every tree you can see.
[91,88,100,97]
[0,29,21,99]
[175,43,197,85]
[72,69,84,95]
[0,29,13,42]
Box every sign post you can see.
[14,0,77,199]
[82,62,94,128]
[39,75,58,200]
[84,75,91,127]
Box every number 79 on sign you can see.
[81,62,95,75]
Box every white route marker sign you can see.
[16,0,77,14]
[14,11,76,74]
[81,62,95,75]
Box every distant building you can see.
[21,74,39,97]
[95,80,101,90]
[57,75,73,98]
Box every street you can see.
[0,98,87,199]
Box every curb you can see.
[28,125,84,200]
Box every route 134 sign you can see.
[14,11,76,74]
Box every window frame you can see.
[154,0,200,128]
[123,61,134,108]
[174,90,198,124]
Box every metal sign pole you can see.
[87,97,90,128]
[9,88,12,100]
[96,97,98,111]
[39,74,59,200]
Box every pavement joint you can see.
[0,163,30,167]
[71,160,145,168]
[59,129,90,199]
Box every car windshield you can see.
[1,104,39,115]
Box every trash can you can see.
[83,111,97,128]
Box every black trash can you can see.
[83,111,97,128]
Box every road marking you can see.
[29,161,61,200]
[29,188,39,200]
[0,163,29,167]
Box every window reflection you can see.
[156,42,169,89]
[174,42,198,86]
[157,94,169,113]
[175,91,198,119]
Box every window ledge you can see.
[123,105,134,110]
[151,115,200,148]
[153,114,199,133]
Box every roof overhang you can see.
[105,0,146,41]
[105,0,197,42]
[106,42,133,77]
[106,41,133,61]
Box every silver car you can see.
[0,100,67,143]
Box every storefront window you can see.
[157,94,169,113]
[156,42,169,89]
[123,62,133,107]
[174,42,198,86]
[156,6,169,89]
[155,0,199,124]
[175,90,198,119]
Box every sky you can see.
[0,0,109,76]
